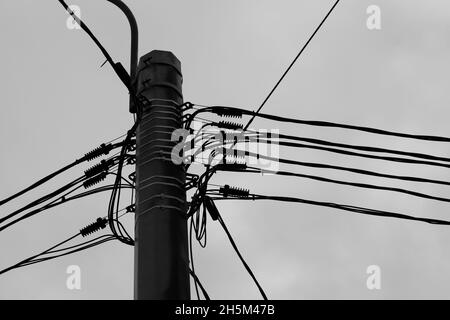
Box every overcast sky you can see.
[1,0,450,299]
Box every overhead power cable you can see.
[244,0,342,130]
[212,147,450,188]
[245,136,450,169]
[241,166,450,204]
[0,216,115,276]
[0,184,134,234]
[209,193,450,226]
[276,133,450,164]
[0,153,134,232]
[217,213,268,300]
[203,106,450,143]
[0,141,124,207]
[57,0,131,90]
[200,196,267,300]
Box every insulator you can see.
[84,143,114,162]
[216,121,243,130]
[83,172,108,189]
[219,185,250,198]
[215,163,247,171]
[80,217,107,237]
[84,159,114,178]
[214,108,243,118]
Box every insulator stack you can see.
[215,163,247,171]
[214,108,243,119]
[219,185,250,198]
[216,121,243,130]
[84,159,114,178]
[80,217,108,237]
[84,143,114,161]
[83,172,108,189]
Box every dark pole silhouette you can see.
[134,50,190,300]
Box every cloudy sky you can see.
[1,0,450,299]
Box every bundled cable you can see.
[209,193,450,226]
[0,215,119,276]
[0,141,125,208]
[196,105,450,143]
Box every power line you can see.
[206,105,450,142]
[0,183,134,234]
[216,148,450,188]
[276,133,450,163]
[0,234,117,276]
[57,0,131,90]
[244,0,342,130]
[247,136,450,169]
[0,140,124,207]
[241,166,450,205]
[215,206,268,300]
[0,153,135,232]
[209,193,450,226]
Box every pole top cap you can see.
[138,50,182,76]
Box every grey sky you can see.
[1,0,450,299]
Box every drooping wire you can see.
[0,234,118,276]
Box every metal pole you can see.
[134,50,190,300]
[106,0,139,112]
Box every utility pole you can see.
[134,50,190,300]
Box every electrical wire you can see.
[57,0,131,90]
[275,133,450,164]
[244,0,342,130]
[0,234,118,276]
[0,153,134,232]
[215,205,268,300]
[213,147,450,189]
[250,136,450,169]
[197,105,450,143]
[209,193,450,226]
[0,139,126,208]
[239,166,450,205]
